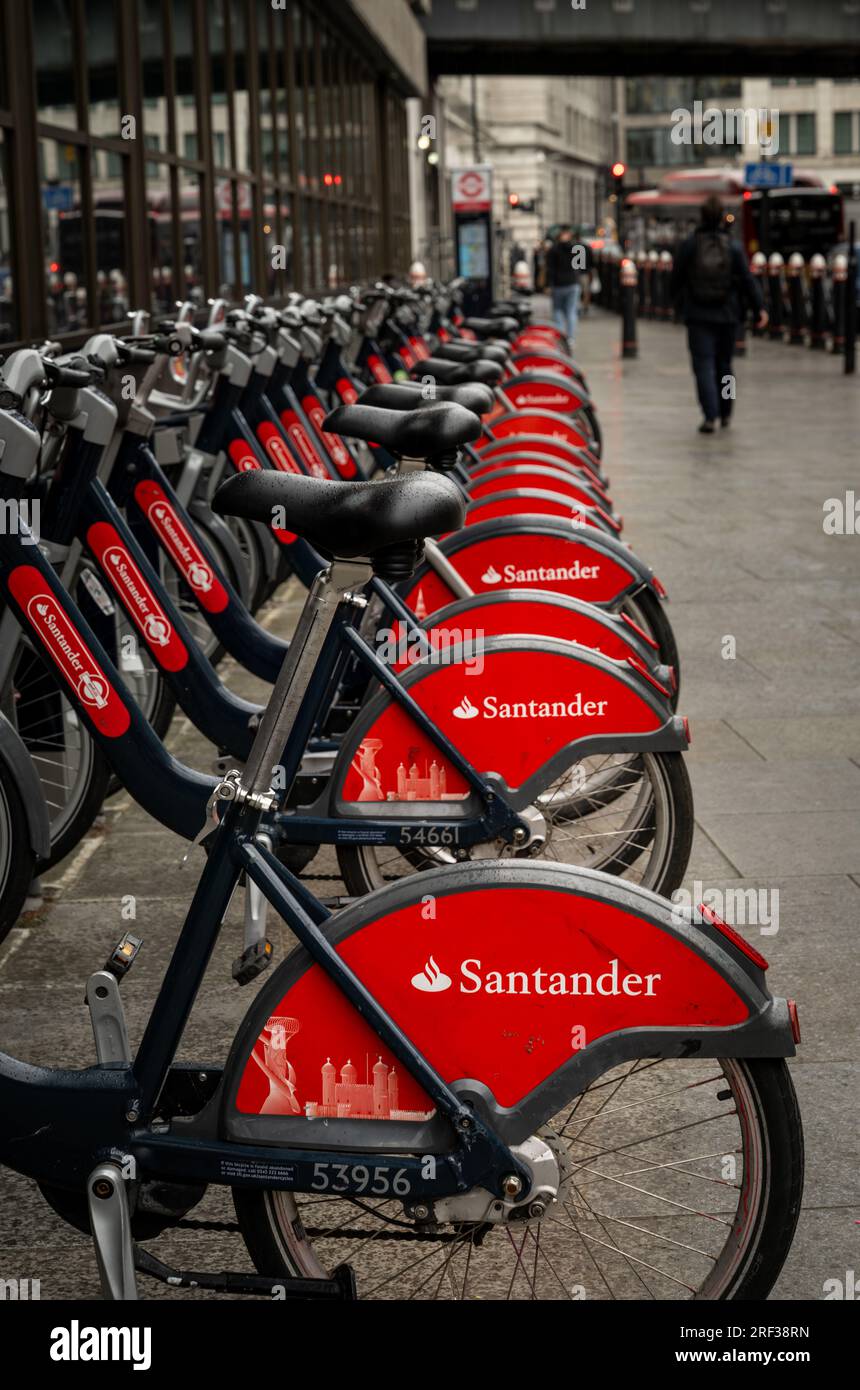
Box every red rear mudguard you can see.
[223,862,796,1146]
[467,464,617,520]
[480,409,597,466]
[510,352,582,383]
[464,490,620,538]
[403,516,660,618]
[471,440,608,492]
[386,590,675,700]
[333,635,684,808]
[501,371,592,416]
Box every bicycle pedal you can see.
[232,937,273,986]
[104,932,143,983]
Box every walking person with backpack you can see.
[670,194,769,434]
[545,226,584,347]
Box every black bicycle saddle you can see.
[462,316,519,339]
[212,470,465,558]
[433,342,509,366]
[356,381,494,417]
[414,357,504,387]
[322,401,481,455]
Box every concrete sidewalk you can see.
[0,305,858,1299]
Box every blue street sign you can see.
[744,162,793,190]
[42,185,74,212]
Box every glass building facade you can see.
[0,0,414,346]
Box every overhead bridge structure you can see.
[421,0,860,77]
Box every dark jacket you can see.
[670,228,764,324]
[545,238,581,290]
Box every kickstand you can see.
[87,1161,138,1300]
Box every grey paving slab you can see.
[690,758,860,815]
[727,716,860,761]
[685,719,766,764]
[701,810,860,878]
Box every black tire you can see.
[105,676,176,799]
[0,757,38,943]
[622,585,681,692]
[233,1056,803,1301]
[578,403,603,457]
[159,521,241,667]
[40,739,112,870]
[5,643,113,870]
[225,516,268,614]
[337,749,693,901]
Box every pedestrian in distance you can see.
[670,194,769,434]
[545,225,584,346]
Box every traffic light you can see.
[508,192,520,208]
[611,161,626,198]
[508,192,536,213]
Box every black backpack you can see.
[689,230,733,305]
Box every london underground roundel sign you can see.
[452,166,492,213]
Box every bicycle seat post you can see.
[239,558,372,804]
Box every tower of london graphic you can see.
[250,1014,433,1121]
[349,738,461,802]
[304,1056,433,1121]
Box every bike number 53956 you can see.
[310,1162,411,1195]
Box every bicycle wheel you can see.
[158,521,240,665]
[337,750,692,900]
[6,641,112,869]
[224,515,267,613]
[0,754,37,943]
[622,588,680,694]
[97,592,177,798]
[234,1057,803,1301]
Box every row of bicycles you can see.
[0,276,803,1300]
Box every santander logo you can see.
[410,956,453,992]
[27,596,109,709]
[411,956,662,998]
[450,692,608,719]
[105,547,173,645]
[148,504,211,591]
[452,695,480,720]
[480,560,600,584]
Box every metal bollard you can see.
[621,258,638,358]
[808,253,827,350]
[750,253,767,336]
[659,250,673,320]
[647,249,659,319]
[831,253,848,355]
[767,253,785,341]
[636,251,647,317]
[786,252,807,345]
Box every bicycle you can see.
[0,461,803,1302]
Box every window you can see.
[0,0,413,340]
[41,138,86,331]
[34,0,78,128]
[834,112,857,155]
[84,0,121,139]
[794,113,816,155]
[0,133,16,343]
